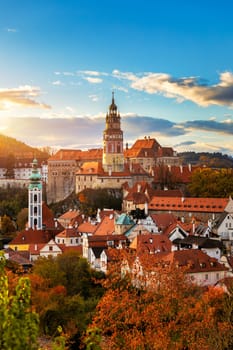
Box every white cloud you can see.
[52,80,63,86]
[113,70,233,107]
[84,77,103,84]
[114,86,128,93]
[80,70,101,76]
[112,69,138,82]
[0,86,50,110]
[89,94,99,102]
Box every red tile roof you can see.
[150,213,177,231]
[150,249,229,273]
[48,148,103,161]
[9,229,52,245]
[56,227,81,238]
[58,210,80,221]
[94,216,115,236]
[152,165,202,184]
[149,196,228,213]
[78,221,99,234]
[132,233,172,253]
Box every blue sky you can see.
[1,0,233,155]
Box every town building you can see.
[0,156,48,188]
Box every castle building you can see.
[47,94,179,202]
[28,159,43,230]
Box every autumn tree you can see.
[90,250,233,350]
[78,188,122,216]
[0,253,39,350]
[0,214,16,237]
[188,168,233,197]
[16,208,29,230]
[31,252,104,348]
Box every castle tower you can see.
[28,159,43,230]
[102,92,124,172]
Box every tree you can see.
[78,188,122,216]
[90,250,233,350]
[31,252,104,347]
[16,208,28,230]
[0,214,16,236]
[0,253,39,350]
[188,168,233,197]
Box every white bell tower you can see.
[28,159,43,230]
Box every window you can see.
[49,246,53,251]
[205,274,208,280]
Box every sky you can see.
[1,0,233,156]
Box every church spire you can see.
[108,90,118,115]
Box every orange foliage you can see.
[90,250,233,350]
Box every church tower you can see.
[102,93,124,172]
[28,159,43,230]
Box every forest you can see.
[1,250,233,349]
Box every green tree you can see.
[0,214,16,236]
[188,168,233,197]
[31,252,104,347]
[0,253,39,350]
[16,208,28,230]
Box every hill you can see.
[0,134,49,159]
[179,151,233,168]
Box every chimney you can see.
[144,202,148,216]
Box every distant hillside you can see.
[179,151,233,168]
[0,134,49,159]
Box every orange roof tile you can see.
[78,221,99,234]
[149,196,228,213]
[131,233,171,253]
[152,165,202,184]
[151,250,229,273]
[56,227,81,238]
[150,213,177,230]
[58,210,80,220]
[10,229,52,245]
[48,148,103,161]
[94,216,115,236]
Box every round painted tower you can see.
[28,159,43,230]
[102,93,124,173]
